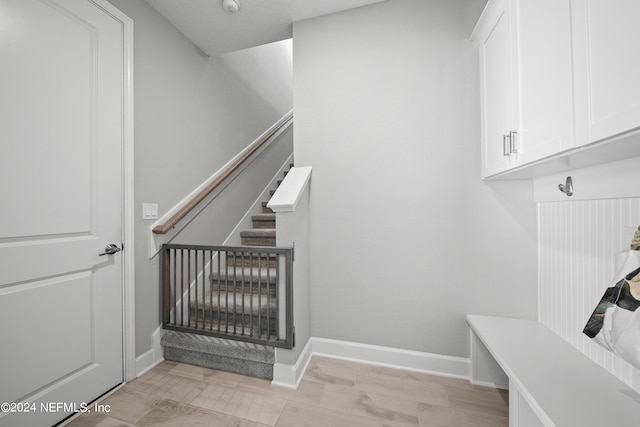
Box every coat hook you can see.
[558,176,573,197]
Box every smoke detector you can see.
[222,0,240,13]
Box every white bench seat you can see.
[467,315,640,426]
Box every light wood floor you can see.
[63,357,508,426]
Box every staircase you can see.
[161,163,293,379]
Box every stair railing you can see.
[152,111,293,235]
[160,244,294,348]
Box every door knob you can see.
[99,243,121,256]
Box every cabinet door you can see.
[515,0,574,164]
[476,0,519,178]
[572,0,640,145]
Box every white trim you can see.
[135,327,165,377]
[147,110,294,258]
[120,4,136,385]
[536,203,541,324]
[470,379,508,390]
[271,337,471,389]
[267,166,312,213]
[135,349,157,378]
[311,338,470,379]
[92,0,136,384]
[271,338,314,389]
[469,0,504,44]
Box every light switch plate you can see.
[142,203,158,220]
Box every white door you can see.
[0,1,126,426]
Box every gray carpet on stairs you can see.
[161,331,275,379]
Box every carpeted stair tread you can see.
[162,331,274,361]
[226,252,277,268]
[190,290,277,310]
[240,229,276,238]
[210,266,278,283]
[251,213,276,221]
[240,229,276,246]
[251,213,276,229]
[161,331,275,379]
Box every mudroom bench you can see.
[467,315,640,427]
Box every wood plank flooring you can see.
[62,356,508,426]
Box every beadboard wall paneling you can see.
[538,198,640,389]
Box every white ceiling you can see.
[145,0,388,56]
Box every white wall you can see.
[293,0,537,358]
[107,0,292,357]
[536,157,640,391]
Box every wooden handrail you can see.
[152,111,293,234]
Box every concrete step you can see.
[251,213,275,229]
[240,229,276,247]
[161,331,275,379]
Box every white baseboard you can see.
[271,337,471,389]
[312,338,470,379]
[470,379,509,390]
[271,338,314,389]
[135,326,165,378]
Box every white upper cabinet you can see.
[474,0,518,177]
[472,0,574,178]
[571,0,640,145]
[474,0,640,179]
[517,0,574,163]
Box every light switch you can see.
[142,203,158,220]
